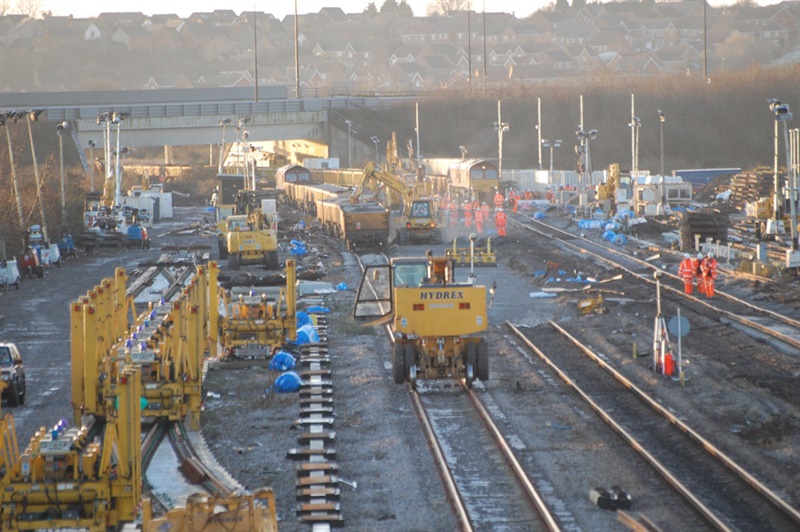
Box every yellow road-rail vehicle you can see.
[220,259,298,359]
[225,210,280,270]
[354,253,490,388]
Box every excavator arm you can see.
[350,162,417,210]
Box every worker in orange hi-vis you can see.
[694,253,706,295]
[509,189,519,213]
[474,205,484,233]
[701,252,719,298]
[524,189,533,200]
[678,253,696,295]
[463,200,473,228]
[448,198,458,228]
[494,189,504,210]
[494,207,507,237]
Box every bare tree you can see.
[14,0,43,18]
[426,0,471,16]
[0,0,12,15]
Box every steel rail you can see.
[510,215,800,350]
[508,320,800,529]
[167,421,233,498]
[408,389,473,531]
[462,383,561,531]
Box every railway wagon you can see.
[311,168,363,187]
[275,164,316,190]
[448,158,499,204]
[283,181,351,216]
[317,198,390,250]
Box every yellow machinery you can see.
[142,488,278,532]
[354,253,489,388]
[220,259,298,359]
[225,209,280,269]
[446,236,496,267]
[1,273,144,532]
[351,161,442,245]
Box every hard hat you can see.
[708,252,714,258]
[684,253,690,259]
[497,207,503,212]
[697,253,703,259]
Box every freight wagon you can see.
[282,182,351,216]
[317,198,390,250]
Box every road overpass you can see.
[0,86,409,150]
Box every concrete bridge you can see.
[0,86,408,152]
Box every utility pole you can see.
[482,0,487,93]
[26,111,48,242]
[467,2,472,92]
[537,97,542,172]
[294,0,300,98]
[2,115,26,243]
[57,122,69,230]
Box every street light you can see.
[628,116,641,180]
[494,99,509,180]
[541,139,562,174]
[658,109,667,214]
[768,99,795,243]
[112,112,127,207]
[218,118,231,174]
[57,121,69,230]
[370,136,380,166]
[576,128,598,189]
[88,140,97,191]
[345,120,353,168]
[459,145,468,160]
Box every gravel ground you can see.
[3,203,798,531]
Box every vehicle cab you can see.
[0,342,26,406]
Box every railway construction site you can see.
[1,189,799,531]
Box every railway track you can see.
[355,252,560,530]
[509,320,800,531]
[510,214,800,353]
[410,381,561,531]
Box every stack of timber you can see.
[729,167,776,204]
[678,209,729,249]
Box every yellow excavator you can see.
[350,161,442,245]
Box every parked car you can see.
[0,342,25,406]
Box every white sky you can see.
[40,0,776,21]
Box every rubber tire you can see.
[393,343,406,384]
[218,237,229,259]
[465,343,477,389]
[36,267,44,278]
[7,381,19,407]
[476,339,489,382]
[405,344,417,390]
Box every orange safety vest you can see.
[678,258,695,281]
[495,211,507,226]
[494,192,504,208]
[475,209,483,222]
[464,202,473,213]
[701,258,718,279]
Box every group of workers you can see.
[678,251,719,298]
[439,193,509,237]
